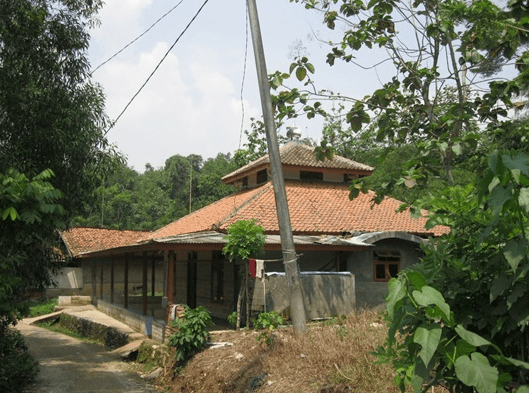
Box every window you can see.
[300,171,323,182]
[256,169,268,184]
[343,174,357,183]
[211,251,224,302]
[241,177,248,188]
[373,250,401,282]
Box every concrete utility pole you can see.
[246,0,307,334]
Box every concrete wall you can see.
[352,238,422,309]
[96,299,166,342]
[251,272,355,319]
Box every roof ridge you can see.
[215,182,274,229]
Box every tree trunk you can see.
[236,266,244,329]
[245,263,250,328]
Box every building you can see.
[58,141,448,339]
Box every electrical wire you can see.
[104,0,211,136]
[238,2,250,150]
[92,0,186,74]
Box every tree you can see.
[376,152,529,392]
[223,219,266,329]
[0,0,113,329]
[0,0,117,217]
[273,0,529,391]
[273,0,527,202]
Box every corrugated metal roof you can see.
[153,231,374,248]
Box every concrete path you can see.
[17,311,159,393]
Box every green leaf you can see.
[503,237,527,272]
[505,357,529,370]
[296,66,307,81]
[455,353,498,393]
[412,286,451,323]
[519,188,529,214]
[385,278,406,319]
[490,274,511,302]
[455,325,492,347]
[1,206,19,221]
[413,324,441,367]
[406,271,427,290]
[488,184,512,214]
[502,152,529,176]
[515,386,529,393]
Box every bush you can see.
[253,311,284,330]
[227,311,237,327]
[168,305,214,363]
[253,311,284,346]
[0,328,38,393]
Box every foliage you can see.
[222,219,266,262]
[0,169,64,331]
[375,151,529,392]
[0,328,38,393]
[74,152,237,230]
[168,305,214,363]
[253,311,284,330]
[273,0,529,204]
[227,311,238,328]
[0,0,118,217]
[27,298,58,318]
[254,311,284,346]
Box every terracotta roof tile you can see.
[149,183,270,240]
[152,181,449,239]
[222,142,373,182]
[60,227,151,257]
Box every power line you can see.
[92,0,186,74]
[238,2,250,150]
[104,0,211,136]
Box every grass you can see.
[27,298,58,317]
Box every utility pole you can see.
[246,0,307,334]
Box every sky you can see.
[87,0,384,172]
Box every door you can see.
[187,252,197,309]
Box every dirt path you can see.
[17,321,159,393]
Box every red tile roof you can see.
[222,142,374,183]
[148,184,270,240]
[60,227,150,257]
[151,181,449,240]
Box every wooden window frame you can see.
[256,169,268,184]
[373,250,401,282]
[300,170,323,182]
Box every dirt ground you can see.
[17,320,160,393]
[156,327,361,393]
[157,329,273,393]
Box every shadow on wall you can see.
[251,272,355,319]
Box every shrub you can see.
[168,305,214,363]
[0,328,38,393]
[227,311,237,327]
[253,311,284,330]
[253,311,284,346]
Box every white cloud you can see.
[95,41,258,171]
